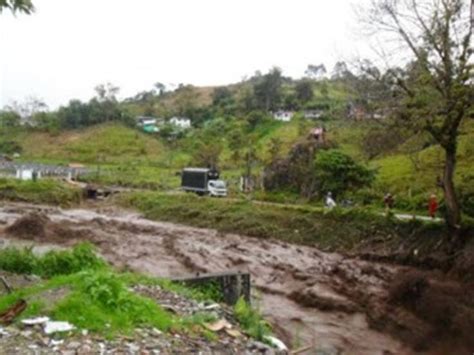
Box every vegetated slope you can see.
[16,123,167,164]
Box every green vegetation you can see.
[0,243,269,341]
[234,297,270,341]
[0,244,171,336]
[0,178,81,206]
[120,191,445,251]
[0,243,105,278]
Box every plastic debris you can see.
[202,303,220,311]
[44,321,75,334]
[0,327,8,336]
[50,339,64,347]
[22,316,50,326]
[225,328,242,338]
[205,319,233,332]
[264,335,288,351]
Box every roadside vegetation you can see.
[0,243,270,341]
[120,191,450,252]
[0,178,81,206]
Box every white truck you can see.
[181,168,228,197]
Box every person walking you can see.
[325,191,337,210]
[428,194,438,219]
[384,193,394,216]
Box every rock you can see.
[66,341,82,350]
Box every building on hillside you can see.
[136,116,163,133]
[169,116,191,129]
[273,110,294,122]
[303,110,325,120]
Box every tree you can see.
[305,64,327,80]
[253,67,283,111]
[212,87,233,106]
[5,97,48,125]
[0,0,34,14]
[331,61,352,80]
[0,109,21,127]
[295,80,314,104]
[154,82,166,96]
[364,0,474,229]
[314,150,375,197]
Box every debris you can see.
[44,321,75,334]
[0,327,8,336]
[205,319,233,332]
[50,339,64,347]
[290,345,313,354]
[225,328,242,338]
[0,299,27,325]
[0,277,12,294]
[202,303,221,311]
[264,335,288,351]
[22,316,50,326]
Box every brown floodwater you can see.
[0,202,420,354]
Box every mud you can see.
[0,203,472,354]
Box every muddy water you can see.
[0,203,414,354]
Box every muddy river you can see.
[0,203,418,354]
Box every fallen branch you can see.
[0,277,12,294]
[290,345,313,355]
[0,299,27,325]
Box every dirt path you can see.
[0,203,424,354]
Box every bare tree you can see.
[363,0,473,230]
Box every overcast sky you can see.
[0,0,373,109]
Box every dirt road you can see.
[0,203,440,354]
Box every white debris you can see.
[202,303,220,311]
[264,335,288,351]
[50,339,64,347]
[22,316,50,326]
[44,321,75,334]
[0,327,8,336]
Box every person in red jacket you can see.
[428,194,438,219]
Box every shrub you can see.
[234,297,271,341]
[314,150,375,198]
[0,243,106,277]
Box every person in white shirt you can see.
[325,191,337,209]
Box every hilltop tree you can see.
[331,61,352,80]
[154,82,166,96]
[305,64,327,80]
[0,0,34,14]
[295,80,314,104]
[253,67,283,112]
[364,0,474,230]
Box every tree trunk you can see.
[443,147,461,229]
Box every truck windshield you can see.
[210,181,226,188]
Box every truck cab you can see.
[208,179,227,197]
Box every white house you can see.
[273,111,294,122]
[169,117,191,129]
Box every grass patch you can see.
[0,245,175,337]
[120,191,444,251]
[234,297,271,341]
[0,243,106,278]
[0,178,81,206]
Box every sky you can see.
[0,0,374,109]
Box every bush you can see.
[0,243,106,277]
[234,297,271,341]
[314,149,375,198]
[0,140,22,154]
